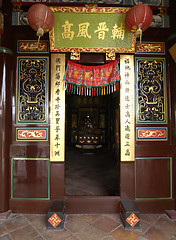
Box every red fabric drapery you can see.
[64,60,120,96]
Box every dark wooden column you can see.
[169,0,176,212]
[0,0,12,213]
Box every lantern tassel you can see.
[135,29,142,44]
[37,36,41,45]
[36,27,44,45]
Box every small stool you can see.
[47,200,66,230]
[120,200,141,230]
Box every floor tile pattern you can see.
[0,213,176,240]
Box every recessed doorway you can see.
[65,92,120,196]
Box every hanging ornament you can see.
[125,4,153,43]
[27,4,55,43]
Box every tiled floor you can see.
[0,212,176,240]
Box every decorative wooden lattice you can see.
[17,57,48,123]
[136,58,167,123]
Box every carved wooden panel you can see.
[136,57,167,123]
[16,57,49,124]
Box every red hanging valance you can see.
[64,60,120,96]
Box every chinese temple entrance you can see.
[65,92,120,196]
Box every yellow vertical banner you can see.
[120,55,135,161]
[50,54,65,162]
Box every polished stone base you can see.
[47,200,66,230]
[120,200,141,230]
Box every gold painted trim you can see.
[135,42,165,54]
[50,6,131,14]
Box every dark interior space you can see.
[65,92,120,196]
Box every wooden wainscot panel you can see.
[9,199,51,214]
[120,162,135,199]
[135,144,173,158]
[11,158,50,199]
[10,144,50,159]
[50,163,65,199]
[135,199,174,214]
[135,157,172,199]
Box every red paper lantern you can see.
[125,4,153,42]
[27,4,55,40]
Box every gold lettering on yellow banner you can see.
[50,54,65,162]
[120,55,135,161]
